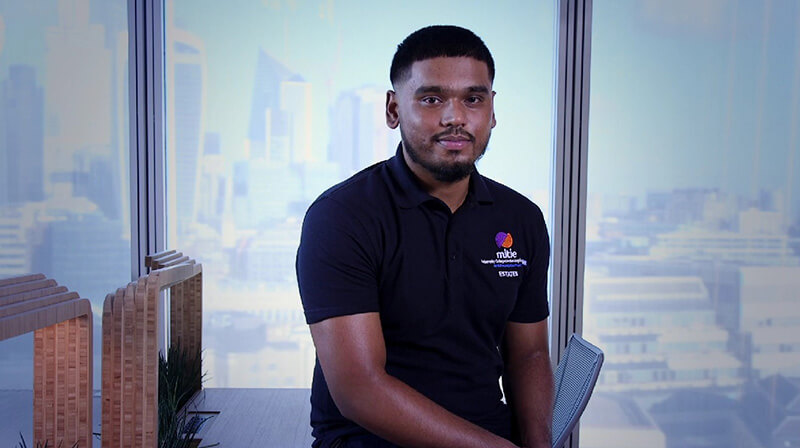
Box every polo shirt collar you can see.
[386,143,494,209]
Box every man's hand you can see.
[502,319,553,448]
[310,312,520,448]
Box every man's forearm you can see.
[333,371,519,448]
[505,351,554,448]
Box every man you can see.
[297,25,553,448]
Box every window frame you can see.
[128,0,167,280]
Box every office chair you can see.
[551,334,604,448]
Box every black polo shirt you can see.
[296,146,550,446]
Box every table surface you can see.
[0,388,314,448]
[189,388,314,447]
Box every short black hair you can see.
[390,25,495,86]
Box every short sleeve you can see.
[296,197,380,324]
[507,204,550,323]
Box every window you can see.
[582,2,800,447]
[164,0,556,387]
[0,0,130,441]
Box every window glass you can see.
[583,2,800,447]
[0,0,130,441]
[165,0,555,387]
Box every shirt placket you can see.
[445,211,465,302]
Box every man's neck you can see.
[403,150,470,213]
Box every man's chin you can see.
[403,139,482,182]
[429,162,475,183]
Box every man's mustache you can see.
[432,129,475,141]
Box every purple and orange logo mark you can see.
[484,232,526,272]
[495,232,514,249]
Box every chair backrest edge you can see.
[551,334,604,448]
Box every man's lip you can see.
[436,139,471,150]
[436,135,473,142]
[438,136,470,141]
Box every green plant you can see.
[160,344,202,414]
[15,433,78,448]
[158,345,217,448]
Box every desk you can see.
[190,388,314,447]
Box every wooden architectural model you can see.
[101,251,203,447]
[0,274,93,447]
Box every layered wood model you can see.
[101,250,203,447]
[0,273,93,447]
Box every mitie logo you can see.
[496,248,517,259]
[482,231,526,278]
[495,232,517,258]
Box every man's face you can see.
[386,56,496,183]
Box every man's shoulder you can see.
[322,161,386,197]
[306,160,391,219]
[480,174,545,219]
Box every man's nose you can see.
[440,100,467,127]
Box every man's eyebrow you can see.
[414,86,444,95]
[414,85,491,95]
[467,86,491,94]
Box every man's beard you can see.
[401,128,489,183]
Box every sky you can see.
[589,0,800,209]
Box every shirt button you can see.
[450,254,457,260]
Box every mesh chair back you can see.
[551,334,604,448]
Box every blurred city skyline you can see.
[0,1,799,447]
[3,2,799,200]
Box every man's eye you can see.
[466,96,483,104]
[421,97,441,104]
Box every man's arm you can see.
[502,319,553,448]
[310,312,519,448]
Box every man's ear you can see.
[491,90,497,128]
[386,90,399,129]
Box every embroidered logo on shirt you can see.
[495,232,514,248]
[482,231,527,277]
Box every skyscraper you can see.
[166,28,206,238]
[2,65,44,204]
[0,207,30,277]
[44,0,112,186]
[197,132,226,230]
[248,49,293,161]
[95,0,129,227]
[280,77,313,164]
[329,86,397,177]
[69,152,120,220]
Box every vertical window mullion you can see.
[551,0,593,447]
[128,0,165,280]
